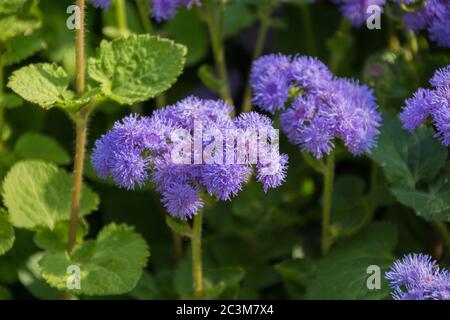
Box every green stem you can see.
[241,4,273,113]
[322,151,335,255]
[300,4,316,56]
[135,0,153,34]
[434,221,450,250]
[204,0,233,105]
[115,0,128,36]
[68,0,87,254]
[192,210,203,299]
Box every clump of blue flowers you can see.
[386,253,450,300]
[251,54,382,159]
[91,96,288,219]
[332,0,385,27]
[399,0,450,47]
[400,65,450,146]
[91,0,201,22]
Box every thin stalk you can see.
[115,0,128,36]
[204,0,233,105]
[135,0,153,34]
[434,221,450,250]
[241,6,273,113]
[192,210,203,299]
[387,17,400,50]
[300,4,316,56]
[322,151,335,255]
[172,232,183,262]
[68,0,87,253]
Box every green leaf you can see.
[33,220,88,252]
[0,210,15,256]
[88,34,187,105]
[18,252,60,300]
[0,0,28,14]
[204,267,245,299]
[307,223,397,300]
[163,8,208,66]
[7,63,70,109]
[165,215,192,238]
[14,133,70,165]
[223,1,257,38]
[2,160,99,230]
[275,258,316,287]
[39,223,150,296]
[370,115,450,220]
[3,32,46,66]
[129,271,160,300]
[0,0,41,42]
[0,286,12,300]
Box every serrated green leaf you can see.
[0,210,15,256]
[307,223,397,300]
[40,223,150,296]
[166,215,192,238]
[370,115,450,220]
[3,32,46,66]
[7,63,70,109]
[87,34,187,105]
[2,160,99,230]
[14,133,70,165]
[33,220,88,252]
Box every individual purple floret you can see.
[151,0,201,22]
[400,65,450,146]
[91,97,288,219]
[399,0,450,47]
[332,0,386,27]
[251,53,381,159]
[386,253,450,300]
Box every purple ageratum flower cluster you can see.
[91,0,111,9]
[386,253,450,300]
[91,96,288,219]
[91,0,201,23]
[400,65,450,146]
[152,0,201,22]
[251,54,381,159]
[332,0,386,27]
[400,0,450,47]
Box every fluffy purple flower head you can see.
[400,0,450,47]
[92,96,288,219]
[151,0,201,22]
[333,0,386,27]
[386,253,450,300]
[400,66,450,146]
[91,0,111,10]
[253,53,381,159]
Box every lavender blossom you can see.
[400,66,450,146]
[151,0,201,22]
[399,0,450,47]
[251,53,381,159]
[91,0,111,9]
[386,253,450,300]
[333,0,386,27]
[92,96,288,219]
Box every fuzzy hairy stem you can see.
[0,48,4,154]
[192,210,204,299]
[322,151,335,255]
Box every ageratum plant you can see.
[0,0,449,302]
